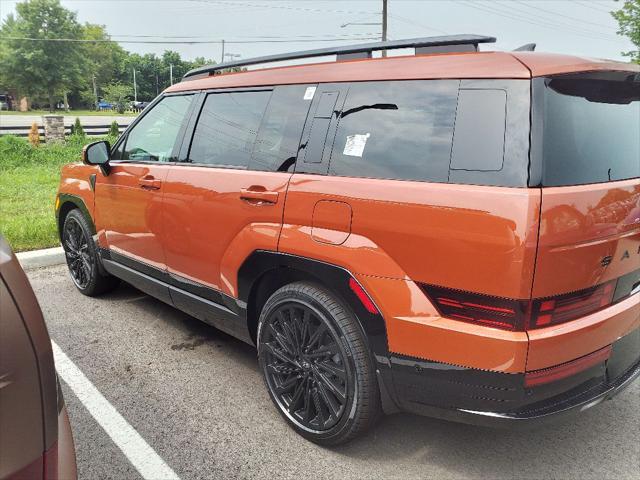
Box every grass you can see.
[1,109,137,116]
[0,134,113,251]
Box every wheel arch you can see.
[239,250,400,414]
[238,251,389,358]
[56,194,96,241]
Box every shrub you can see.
[70,117,85,137]
[28,122,40,147]
[108,120,120,138]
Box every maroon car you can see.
[0,236,77,479]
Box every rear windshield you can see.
[539,71,640,186]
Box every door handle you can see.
[240,187,279,205]
[139,175,161,190]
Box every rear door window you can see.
[189,90,271,169]
[249,85,315,172]
[328,80,459,183]
[538,72,640,186]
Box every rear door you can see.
[161,84,315,301]
[95,94,195,270]
[531,71,640,299]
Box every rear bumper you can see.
[381,327,640,427]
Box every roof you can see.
[165,51,639,93]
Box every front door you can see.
[161,85,315,300]
[95,94,194,270]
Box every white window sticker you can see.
[303,86,317,100]
[343,133,370,157]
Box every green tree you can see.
[612,0,640,63]
[0,0,86,111]
[102,82,131,114]
[81,23,128,106]
[70,117,84,136]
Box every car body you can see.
[55,35,640,444]
[0,236,77,479]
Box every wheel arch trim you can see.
[56,193,96,239]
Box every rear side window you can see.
[328,80,459,182]
[190,90,271,168]
[538,72,640,186]
[450,89,506,172]
[250,85,314,172]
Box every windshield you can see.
[538,71,640,187]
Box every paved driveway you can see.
[27,265,640,480]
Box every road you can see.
[0,114,134,128]
[28,264,640,480]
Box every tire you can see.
[61,209,119,296]
[257,281,380,445]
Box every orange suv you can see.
[55,36,640,445]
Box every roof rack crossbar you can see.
[183,34,496,79]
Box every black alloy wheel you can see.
[63,215,92,289]
[62,209,119,296]
[258,282,380,445]
[261,300,350,432]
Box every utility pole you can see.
[92,75,98,109]
[170,64,174,85]
[133,68,137,103]
[382,0,388,57]
[221,39,225,63]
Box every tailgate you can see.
[528,180,640,370]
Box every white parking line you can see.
[52,341,180,480]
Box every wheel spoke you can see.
[268,323,295,356]
[287,378,306,413]
[274,374,301,394]
[264,341,297,367]
[317,380,341,419]
[311,386,327,425]
[305,322,326,350]
[315,359,346,381]
[314,370,346,402]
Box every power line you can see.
[457,1,621,42]
[511,0,617,30]
[0,36,381,45]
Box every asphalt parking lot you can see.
[28,264,640,480]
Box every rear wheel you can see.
[62,209,119,296]
[257,281,380,445]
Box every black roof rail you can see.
[182,34,496,79]
[514,43,536,52]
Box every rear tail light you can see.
[422,285,529,331]
[524,346,611,387]
[528,280,616,329]
[421,279,619,332]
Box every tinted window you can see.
[190,90,271,168]
[250,85,314,172]
[450,89,506,171]
[328,80,458,182]
[540,72,640,186]
[123,95,193,162]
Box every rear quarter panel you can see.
[279,175,540,372]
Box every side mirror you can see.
[82,140,111,175]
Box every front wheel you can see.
[62,209,119,296]
[257,281,380,445]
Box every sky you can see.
[0,0,634,65]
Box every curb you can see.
[16,246,65,270]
